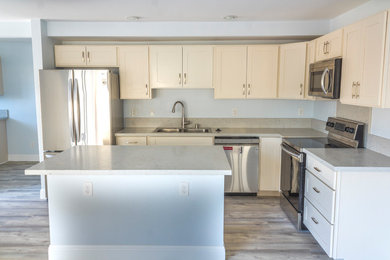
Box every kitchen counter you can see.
[115,127,327,138]
[304,148,390,171]
[25,145,231,175]
[25,145,229,260]
[0,110,8,120]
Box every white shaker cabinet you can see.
[118,46,151,99]
[315,28,343,62]
[258,137,282,196]
[304,40,316,100]
[55,45,117,67]
[150,45,213,89]
[278,42,307,99]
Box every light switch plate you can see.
[179,182,189,196]
[83,182,93,197]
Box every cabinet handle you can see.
[352,82,356,98]
[82,51,85,62]
[326,41,330,54]
[179,73,182,85]
[87,51,90,63]
[313,166,321,172]
[126,141,138,144]
[311,217,319,224]
[323,42,326,54]
[145,84,148,96]
[300,84,303,95]
[242,84,246,95]
[312,187,320,193]
[183,73,187,85]
[356,81,360,98]
[248,84,251,95]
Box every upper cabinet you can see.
[340,11,388,107]
[118,46,151,99]
[278,42,307,100]
[214,45,279,99]
[304,40,316,100]
[315,29,343,61]
[149,45,213,89]
[54,45,117,68]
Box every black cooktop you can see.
[283,137,351,152]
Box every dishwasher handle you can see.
[281,143,303,163]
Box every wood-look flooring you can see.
[0,162,329,260]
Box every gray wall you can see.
[0,40,38,160]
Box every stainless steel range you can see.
[280,117,365,231]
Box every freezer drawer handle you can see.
[311,217,319,225]
[312,187,320,193]
[314,167,322,173]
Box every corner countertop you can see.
[115,127,327,138]
[0,110,8,120]
[25,145,232,176]
[304,148,390,171]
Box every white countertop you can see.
[25,145,232,176]
[304,148,390,171]
[115,127,327,138]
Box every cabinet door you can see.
[259,137,282,194]
[316,29,343,61]
[150,46,183,88]
[246,45,279,99]
[85,46,117,67]
[55,45,86,67]
[304,40,316,100]
[116,136,147,146]
[147,136,213,146]
[278,42,306,99]
[340,21,363,105]
[182,46,213,88]
[214,46,247,99]
[357,11,387,107]
[118,46,151,99]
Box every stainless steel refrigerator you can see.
[39,69,123,155]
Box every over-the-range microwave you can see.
[309,58,342,99]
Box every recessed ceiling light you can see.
[126,16,142,21]
[223,15,238,21]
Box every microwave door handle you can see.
[320,68,329,94]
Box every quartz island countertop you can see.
[25,145,232,175]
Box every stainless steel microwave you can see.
[309,58,342,99]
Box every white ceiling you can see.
[0,0,369,22]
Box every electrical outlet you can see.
[150,111,155,117]
[131,107,136,117]
[232,108,238,117]
[83,182,93,197]
[298,108,304,116]
[179,182,189,196]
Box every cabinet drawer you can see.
[305,171,336,224]
[304,198,333,257]
[116,136,147,146]
[306,155,336,189]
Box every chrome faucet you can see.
[172,101,189,129]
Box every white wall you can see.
[0,21,31,38]
[312,100,337,121]
[124,89,314,118]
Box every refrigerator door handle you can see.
[67,78,75,143]
[73,78,81,144]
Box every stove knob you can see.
[348,128,355,134]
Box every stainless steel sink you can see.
[154,127,211,133]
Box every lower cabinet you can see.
[147,136,213,146]
[304,153,390,259]
[116,136,147,146]
[258,137,281,196]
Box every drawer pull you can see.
[126,141,138,144]
[311,217,319,224]
[313,166,322,172]
[312,187,320,193]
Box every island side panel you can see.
[47,174,225,260]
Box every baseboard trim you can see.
[48,245,225,260]
[257,190,281,197]
[8,154,39,161]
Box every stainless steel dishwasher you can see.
[214,136,259,194]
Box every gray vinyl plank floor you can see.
[0,161,329,260]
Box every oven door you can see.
[280,143,305,212]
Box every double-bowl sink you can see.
[154,127,212,133]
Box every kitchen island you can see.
[25,145,231,260]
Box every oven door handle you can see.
[281,144,303,163]
[320,68,330,95]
